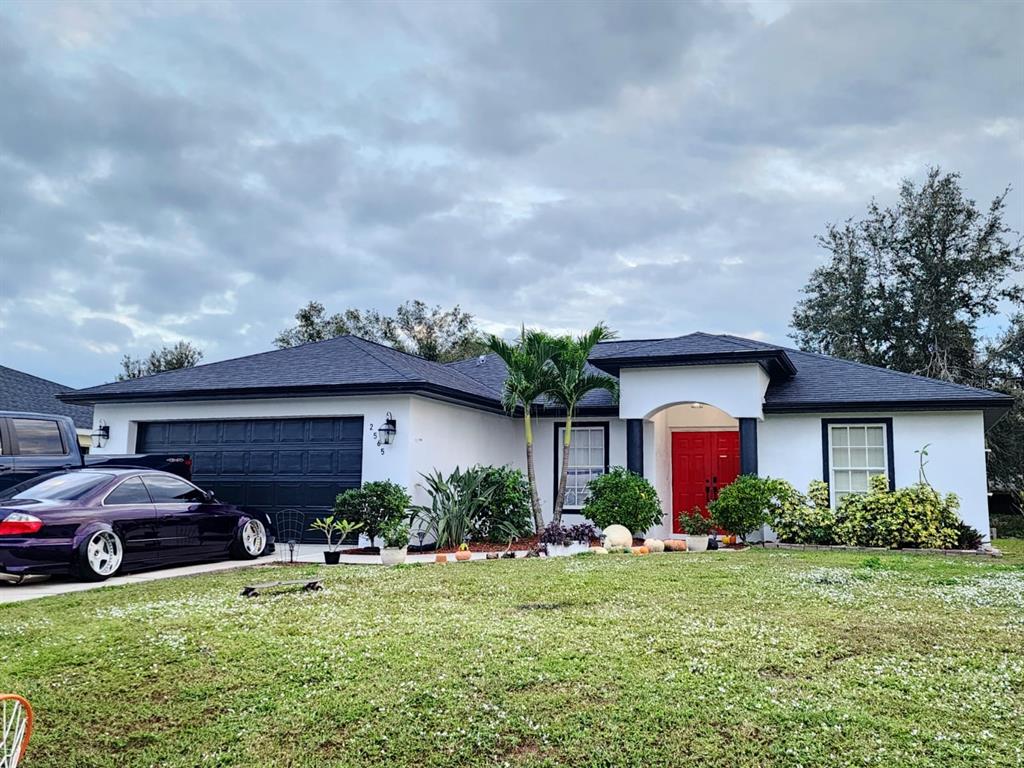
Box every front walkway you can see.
[0,545,529,605]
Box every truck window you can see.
[12,418,67,456]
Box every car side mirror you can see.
[201,490,216,503]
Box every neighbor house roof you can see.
[0,365,94,429]
[60,332,1013,423]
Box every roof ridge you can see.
[782,346,1005,397]
[713,333,781,351]
[344,336,420,382]
[349,336,503,395]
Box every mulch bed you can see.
[345,536,543,556]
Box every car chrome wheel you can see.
[86,531,122,576]
[241,519,266,556]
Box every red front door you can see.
[671,431,740,534]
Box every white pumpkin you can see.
[590,546,609,555]
[602,524,633,549]
[643,538,665,553]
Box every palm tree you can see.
[487,327,557,533]
[546,324,619,525]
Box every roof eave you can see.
[58,382,507,414]
[763,397,1013,430]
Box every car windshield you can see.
[0,472,114,502]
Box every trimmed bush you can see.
[709,474,791,542]
[834,475,960,549]
[582,467,662,535]
[474,465,533,542]
[772,480,837,545]
[335,480,411,547]
[991,513,1024,538]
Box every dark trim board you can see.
[552,421,610,514]
[820,417,896,494]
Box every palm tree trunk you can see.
[523,412,545,533]
[552,415,573,525]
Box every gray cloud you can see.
[0,0,1020,388]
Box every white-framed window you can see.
[556,423,608,510]
[827,423,889,506]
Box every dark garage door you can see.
[137,417,363,543]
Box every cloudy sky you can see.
[1,0,1021,388]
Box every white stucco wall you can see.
[406,397,524,505]
[618,363,768,419]
[758,410,991,539]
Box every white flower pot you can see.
[546,542,590,557]
[380,546,407,565]
[686,535,709,553]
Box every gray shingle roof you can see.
[61,336,500,406]
[0,365,94,429]
[59,332,1012,417]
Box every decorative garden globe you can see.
[602,524,632,549]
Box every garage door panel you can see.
[137,417,363,543]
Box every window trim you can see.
[552,421,610,513]
[821,418,895,507]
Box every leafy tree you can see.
[791,167,1023,490]
[275,300,488,362]
[487,328,558,532]
[792,167,1021,382]
[708,475,791,543]
[117,341,204,381]
[983,313,1024,491]
[545,324,620,524]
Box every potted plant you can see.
[454,542,472,561]
[379,517,410,565]
[681,508,713,553]
[540,522,598,557]
[309,516,361,564]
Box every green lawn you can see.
[3,542,1023,768]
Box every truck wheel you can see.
[76,530,123,581]
[232,519,268,559]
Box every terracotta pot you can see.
[434,553,448,564]
[455,550,472,561]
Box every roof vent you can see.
[476,355,486,365]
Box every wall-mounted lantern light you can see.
[376,412,397,447]
[91,420,110,448]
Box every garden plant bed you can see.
[763,541,1002,557]
[3,541,1022,767]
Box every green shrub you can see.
[834,475,960,549]
[335,480,411,547]
[709,474,792,542]
[473,465,533,542]
[412,465,533,548]
[955,522,983,550]
[991,513,1024,538]
[581,467,662,534]
[772,479,837,544]
[380,517,410,549]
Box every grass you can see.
[2,542,1023,767]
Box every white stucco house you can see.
[61,333,1012,542]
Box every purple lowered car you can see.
[0,469,274,583]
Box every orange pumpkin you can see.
[631,546,650,555]
[455,550,472,561]
[435,553,448,564]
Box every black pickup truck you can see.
[0,411,191,492]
